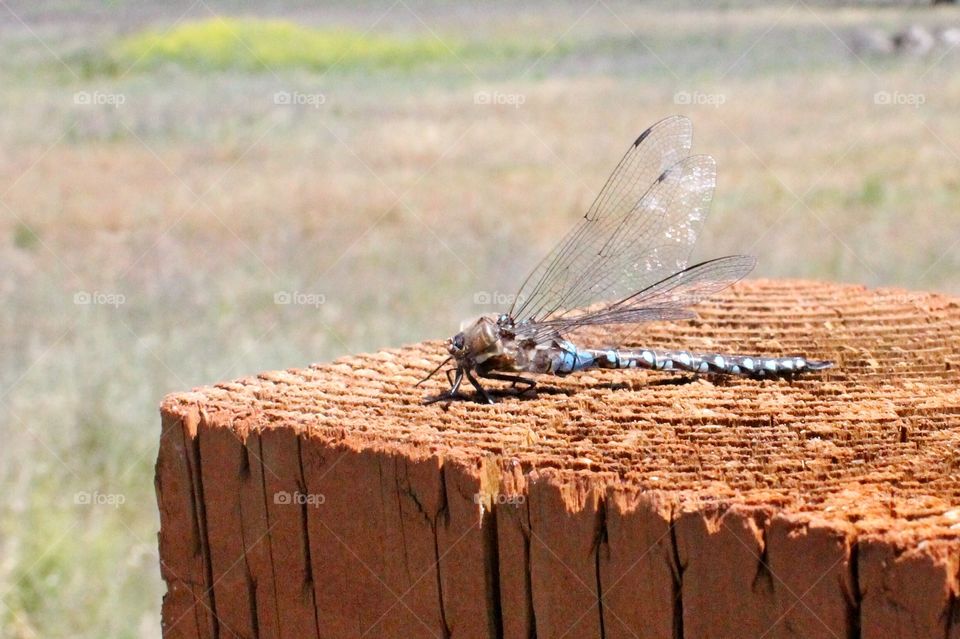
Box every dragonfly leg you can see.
[464,369,495,405]
[423,367,465,404]
[477,371,537,395]
[445,367,459,387]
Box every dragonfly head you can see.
[446,332,467,359]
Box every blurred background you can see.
[1,0,959,635]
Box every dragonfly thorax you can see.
[449,314,505,365]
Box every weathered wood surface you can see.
[156,279,960,639]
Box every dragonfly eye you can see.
[448,333,466,355]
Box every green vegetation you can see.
[12,222,40,250]
[112,17,460,72]
[858,174,887,207]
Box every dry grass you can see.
[2,1,960,636]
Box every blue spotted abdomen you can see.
[548,341,605,374]
[549,341,832,377]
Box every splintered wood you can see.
[156,279,960,639]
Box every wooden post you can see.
[156,279,960,639]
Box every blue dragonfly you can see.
[420,116,832,404]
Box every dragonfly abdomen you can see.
[551,341,831,377]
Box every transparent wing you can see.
[522,154,717,322]
[510,115,696,323]
[518,255,756,343]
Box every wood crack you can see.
[669,506,685,639]
[593,495,608,639]
[296,435,323,639]
[189,414,220,639]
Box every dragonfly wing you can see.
[510,115,696,322]
[523,255,756,342]
[529,154,717,323]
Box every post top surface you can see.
[162,279,960,539]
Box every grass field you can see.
[2,1,960,636]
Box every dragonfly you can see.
[419,115,833,404]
